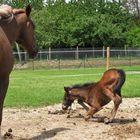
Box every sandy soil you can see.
[2,98,140,140]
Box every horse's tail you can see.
[113,69,126,96]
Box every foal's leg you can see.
[78,99,89,111]
[109,94,122,122]
[103,89,122,123]
[78,100,103,120]
[84,107,99,121]
[0,77,9,139]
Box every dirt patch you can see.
[2,98,140,140]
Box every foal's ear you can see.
[26,4,32,17]
[64,87,71,92]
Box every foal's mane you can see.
[71,82,96,89]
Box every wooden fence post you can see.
[106,47,110,70]
[15,43,22,64]
[75,46,79,60]
[103,46,105,58]
[49,47,51,60]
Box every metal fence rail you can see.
[13,48,140,70]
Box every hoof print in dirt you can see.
[78,113,83,118]
[48,110,59,114]
[48,109,64,115]
[48,110,57,114]
[67,114,70,118]
[73,122,76,125]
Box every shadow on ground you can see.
[19,127,70,140]
[68,113,137,125]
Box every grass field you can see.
[4,66,140,108]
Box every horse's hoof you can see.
[84,116,90,121]
[104,118,111,124]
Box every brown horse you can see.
[0,4,37,137]
[62,69,126,124]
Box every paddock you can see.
[3,98,140,140]
[2,68,140,139]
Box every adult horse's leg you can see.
[0,76,9,139]
[103,89,122,123]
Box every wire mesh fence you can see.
[13,48,140,70]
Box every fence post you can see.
[75,46,79,60]
[84,55,87,68]
[39,51,41,60]
[15,43,22,64]
[124,45,127,56]
[129,55,132,67]
[106,47,110,70]
[58,59,61,69]
[25,52,27,63]
[103,46,105,58]
[92,46,95,57]
[49,47,51,60]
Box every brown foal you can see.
[62,69,126,123]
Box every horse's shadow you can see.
[69,114,137,125]
[110,118,137,125]
[20,127,70,140]
[91,115,137,125]
[92,117,137,125]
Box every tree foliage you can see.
[33,0,134,48]
[125,25,140,47]
[1,0,140,48]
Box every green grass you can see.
[4,66,140,108]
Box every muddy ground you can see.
[2,98,140,140]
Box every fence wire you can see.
[13,48,140,70]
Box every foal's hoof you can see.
[84,116,90,121]
[104,118,112,124]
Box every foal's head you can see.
[62,87,76,110]
[14,5,38,58]
[62,83,94,110]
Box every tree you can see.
[123,0,140,22]
[125,25,140,47]
[4,0,137,48]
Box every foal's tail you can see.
[113,69,126,96]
